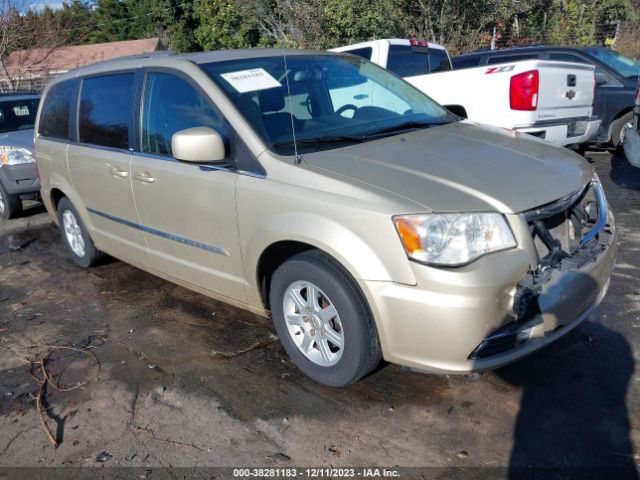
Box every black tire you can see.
[57,197,103,268]
[269,250,381,386]
[611,111,633,148]
[0,182,23,220]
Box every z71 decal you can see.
[485,65,516,74]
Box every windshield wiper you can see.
[363,120,449,138]
[272,135,366,147]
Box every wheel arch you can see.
[50,187,66,212]
[250,214,415,310]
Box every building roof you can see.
[3,38,162,79]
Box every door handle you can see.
[134,171,156,184]
[106,163,128,179]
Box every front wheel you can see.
[57,197,103,268]
[269,251,381,386]
[0,182,23,220]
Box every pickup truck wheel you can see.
[0,182,23,220]
[57,197,102,268]
[611,111,633,148]
[269,251,381,386]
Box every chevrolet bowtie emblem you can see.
[566,90,576,100]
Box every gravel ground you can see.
[0,149,638,479]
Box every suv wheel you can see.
[57,197,103,268]
[0,182,23,220]
[269,251,381,386]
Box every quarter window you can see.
[142,72,223,156]
[39,81,75,139]
[79,73,134,149]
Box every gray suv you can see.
[0,93,40,219]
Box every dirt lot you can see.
[0,150,639,479]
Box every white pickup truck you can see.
[331,39,600,147]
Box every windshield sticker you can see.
[221,68,282,93]
[13,106,29,116]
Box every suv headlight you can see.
[0,146,35,166]
[393,213,516,266]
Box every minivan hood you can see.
[0,128,35,152]
[304,122,592,213]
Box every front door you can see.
[130,70,246,302]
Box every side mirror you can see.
[171,127,227,163]
[595,72,607,86]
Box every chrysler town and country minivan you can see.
[35,49,616,386]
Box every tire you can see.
[57,197,103,268]
[611,111,633,148]
[0,182,23,220]
[269,250,381,386]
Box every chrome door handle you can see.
[106,163,128,179]
[134,171,156,184]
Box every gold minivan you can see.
[35,49,615,386]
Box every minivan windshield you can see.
[202,53,454,154]
[0,98,39,134]
[585,48,640,78]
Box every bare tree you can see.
[0,0,64,92]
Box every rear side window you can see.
[429,49,452,73]
[79,73,134,149]
[487,54,538,65]
[142,72,224,157]
[548,53,588,64]
[451,56,481,70]
[39,81,75,139]
[343,47,373,60]
[387,45,428,77]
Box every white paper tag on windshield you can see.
[221,68,281,93]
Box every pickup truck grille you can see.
[521,175,611,271]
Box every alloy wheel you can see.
[62,210,86,258]
[282,280,345,367]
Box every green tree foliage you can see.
[2,0,640,57]
[57,1,94,45]
[193,0,262,50]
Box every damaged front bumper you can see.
[363,175,616,374]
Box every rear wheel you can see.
[57,197,103,268]
[269,250,381,386]
[0,182,23,220]
[611,111,633,148]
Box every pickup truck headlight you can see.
[393,213,516,266]
[0,146,35,166]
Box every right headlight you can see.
[393,213,516,266]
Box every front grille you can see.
[522,175,610,270]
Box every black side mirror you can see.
[595,72,607,86]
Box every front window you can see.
[202,54,453,155]
[142,72,224,157]
[0,98,39,134]
[585,48,640,78]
